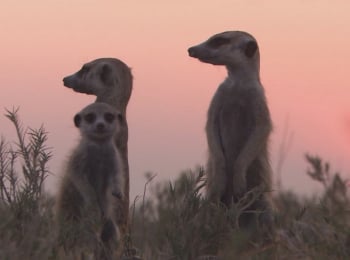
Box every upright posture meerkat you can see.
[188,31,273,227]
[56,103,124,258]
[62,58,132,240]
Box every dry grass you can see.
[0,109,349,260]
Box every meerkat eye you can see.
[208,37,230,48]
[104,112,115,123]
[84,113,96,124]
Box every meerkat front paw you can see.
[112,190,124,200]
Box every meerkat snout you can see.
[63,76,73,88]
[97,122,105,129]
[187,45,210,60]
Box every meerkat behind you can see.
[62,58,133,243]
[56,102,125,259]
[188,31,274,230]
[63,58,132,115]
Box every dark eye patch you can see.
[117,113,123,123]
[84,113,96,124]
[207,37,230,48]
[74,114,81,127]
[104,112,115,123]
[77,65,90,77]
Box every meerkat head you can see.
[188,31,259,69]
[74,103,122,141]
[63,58,133,105]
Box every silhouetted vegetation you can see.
[0,109,349,259]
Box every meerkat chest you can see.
[83,144,118,186]
[207,84,258,137]
[211,85,255,113]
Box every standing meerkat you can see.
[62,58,132,240]
[188,31,273,227]
[56,103,125,259]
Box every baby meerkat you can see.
[188,31,273,229]
[56,102,124,259]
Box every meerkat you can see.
[62,58,132,240]
[188,31,273,228]
[56,102,125,259]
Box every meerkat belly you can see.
[220,96,254,158]
[206,91,226,149]
[206,90,253,154]
[84,145,118,193]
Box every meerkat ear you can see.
[74,114,81,127]
[244,40,258,58]
[100,64,114,86]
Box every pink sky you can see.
[1,0,349,199]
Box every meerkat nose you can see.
[188,47,198,57]
[63,76,72,88]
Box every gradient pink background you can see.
[1,0,349,199]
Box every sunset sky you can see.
[1,0,349,199]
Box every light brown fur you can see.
[63,58,132,245]
[56,103,125,259]
[188,31,273,229]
